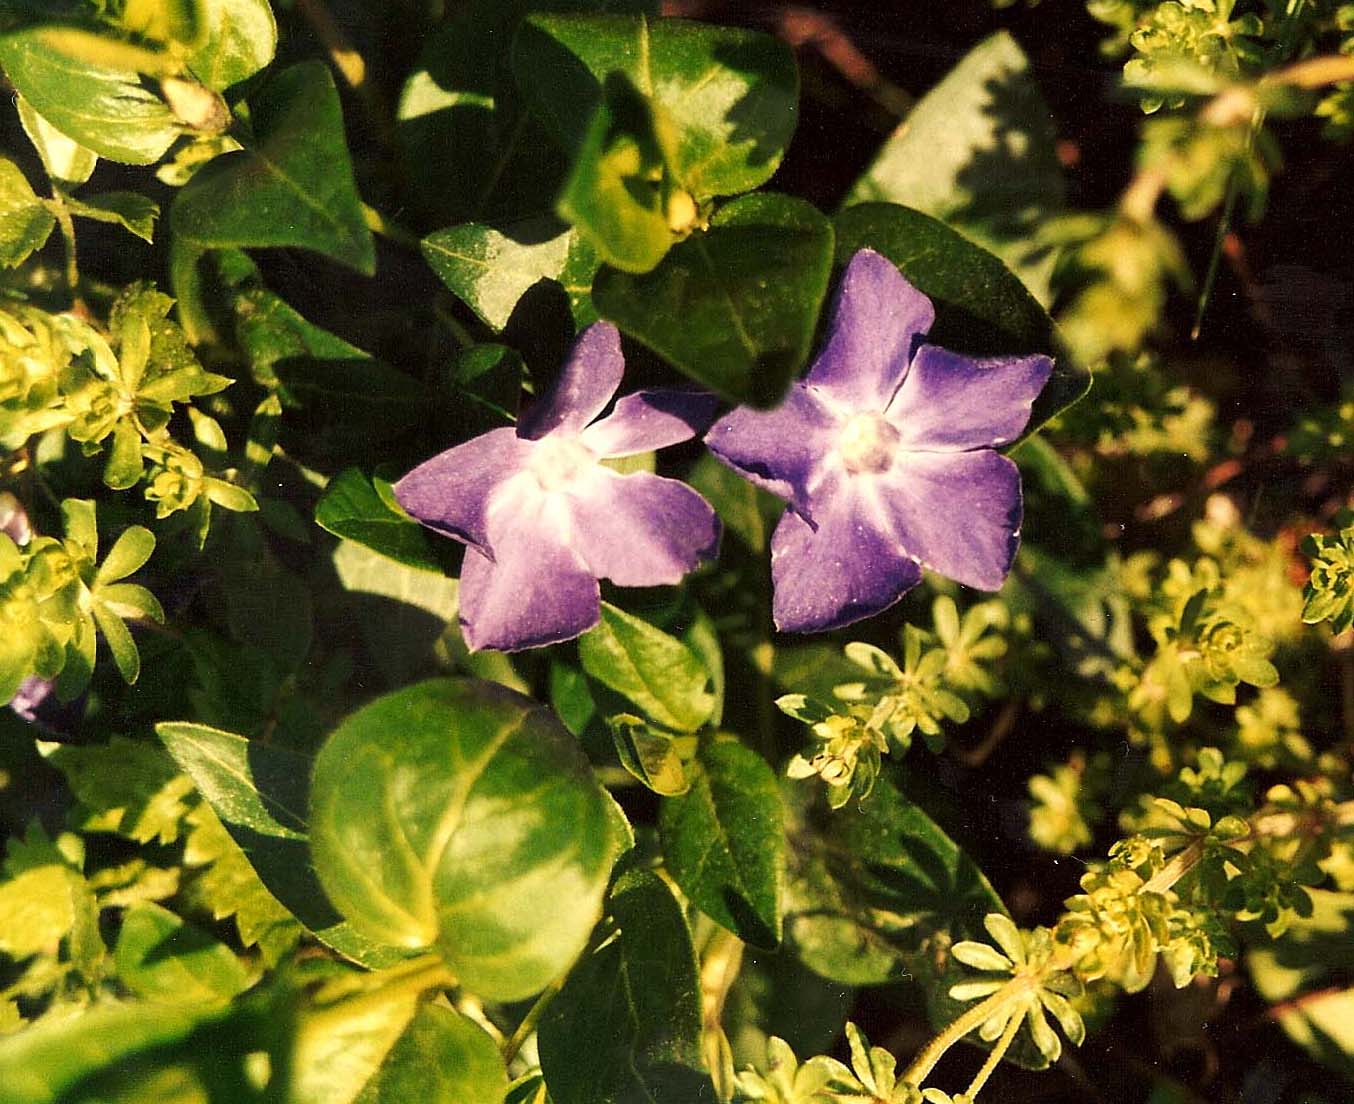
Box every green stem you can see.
[502,976,564,1066]
[362,203,421,251]
[903,976,1032,1087]
[49,193,81,309]
[965,1007,1025,1100]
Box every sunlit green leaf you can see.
[113,902,251,1006]
[0,158,55,269]
[354,1004,509,1104]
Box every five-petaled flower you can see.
[395,323,721,652]
[705,249,1052,633]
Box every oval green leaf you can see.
[309,678,614,1001]
[355,1004,509,1104]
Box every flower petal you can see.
[516,322,624,440]
[458,521,600,652]
[805,249,934,412]
[394,427,534,554]
[566,469,721,586]
[881,449,1022,592]
[769,470,922,632]
[888,345,1053,451]
[705,384,837,518]
[580,389,721,458]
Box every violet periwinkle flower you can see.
[706,249,1052,634]
[395,323,721,652]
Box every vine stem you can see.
[49,193,82,312]
[501,976,564,1066]
[964,1007,1025,1100]
[305,954,456,1030]
[902,976,1034,1087]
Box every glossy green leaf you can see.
[834,202,1090,435]
[316,469,441,572]
[783,775,1006,986]
[538,868,717,1104]
[609,713,690,796]
[513,13,797,197]
[309,678,614,1001]
[68,192,160,242]
[0,31,183,164]
[845,32,1065,302]
[595,192,833,406]
[172,61,375,275]
[423,218,600,330]
[186,0,277,91]
[96,525,155,584]
[113,902,250,1005]
[157,720,407,968]
[659,738,784,948]
[16,96,96,186]
[0,158,55,268]
[579,602,715,732]
[354,1004,509,1104]
[291,979,419,1104]
[557,71,676,272]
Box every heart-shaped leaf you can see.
[309,678,615,1001]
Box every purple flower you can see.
[705,249,1052,634]
[395,323,721,652]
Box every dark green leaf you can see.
[834,202,1090,435]
[660,738,784,948]
[0,158,55,268]
[68,191,160,242]
[186,0,276,91]
[309,679,614,1001]
[596,192,832,406]
[171,61,375,274]
[783,774,1005,986]
[538,868,717,1104]
[423,218,600,330]
[579,602,715,732]
[113,901,251,1005]
[513,13,797,197]
[0,30,183,164]
[354,1004,509,1104]
[157,720,406,968]
[443,343,525,434]
[845,32,1065,302]
[316,469,441,572]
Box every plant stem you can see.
[362,203,422,251]
[306,953,456,1030]
[903,976,1031,1087]
[49,193,82,311]
[502,976,564,1066]
[1144,838,1206,895]
[293,0,394,145]
[965,1007,1025,1100]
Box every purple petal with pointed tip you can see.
[567,469,721,587]
[887,346,1054,451]
[805,249,935,412]
[458,517,600,652]
[705,385,838,519]
[516,323,624,440]
[393,427,533,555]
[580,389,722,458]
[770,469,923,632]
[881,449,1022,591]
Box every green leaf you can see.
[538,868,717,1104]
[0,865,80,959]
[659,738,784,948]
[355,1004,510,1104]
[783,775,1006,986]
[0,158,55,268]
[579,602,715,732]
[309,679,614,1001]
[513,13,797,197]
[158,721,405,968]
[557,70,676,273]
[67,191,160,242]
[834,202,1090,436]
[316,469,441,572]
[17,96,97,186]
[594,192,833,406]
[186,0,277,91]
[422,218,600,331]
[844,32,1065,303]
[122,0,207,46]
[46,737,195,846]
[291,978,420,1104]
[113,901,250,1006]
[0,31,183,164]
[609,713,690,796]
[172,61,375,275]
[96,524,156,585]
[443,343,526,434]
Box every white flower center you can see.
[837,413,900,474]
[529,435,597,492]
